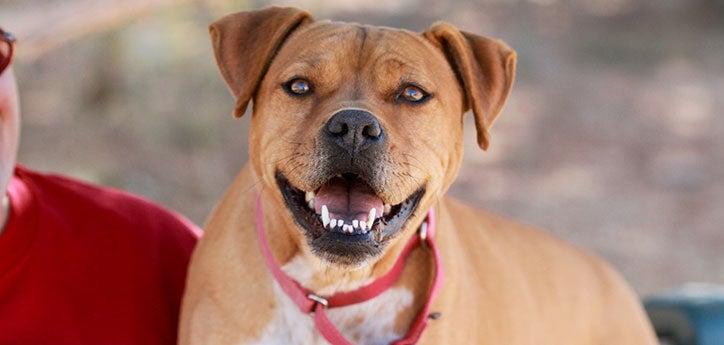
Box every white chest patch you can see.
[247,256,414,345]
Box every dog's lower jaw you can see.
[281,222,420,294]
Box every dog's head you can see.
[210,7,516,266]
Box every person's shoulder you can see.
[17,165,201,242]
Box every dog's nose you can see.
[324,109,384,153]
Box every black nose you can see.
[324,109,384,153]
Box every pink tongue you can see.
[314,177,383,221]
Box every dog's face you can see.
[210,7,515,266]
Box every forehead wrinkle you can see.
[280,58,330,78]
[275,25,359,81]
[281,23,358,61]
[352,25,370,99]
[296,22,359,44]
[367,52,435,90]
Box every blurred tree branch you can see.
[0,0,196,62]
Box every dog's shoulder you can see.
[441,196,597,264]
[438,197,655,343]
[442,196,629,291]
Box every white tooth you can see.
[321,206,330,228]
[352,220,359,228]
[330,219,337,228]
[305,191,315,202]
[308,200,315,210]
[347,225,354,233]
[383,204,391,215]
[338,220,345,228]
[368,208,377,223]
[360,220,367,230]
[343,225,350,232]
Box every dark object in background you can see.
[645,284,724,345]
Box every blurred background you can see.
[1,0,722,297]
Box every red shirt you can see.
[0,166,200,344]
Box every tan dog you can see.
[179,7,657,345]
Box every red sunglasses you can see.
[0,28,17,75]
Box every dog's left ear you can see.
[423,22,516,150]
[209,7,313,117]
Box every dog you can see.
[179,7,657,344]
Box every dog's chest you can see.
[248,256,414,345]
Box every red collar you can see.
[255,194,444,345]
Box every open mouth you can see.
[276,172,424,263]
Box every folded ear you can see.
[209,7,313,117]
[423,22,516,150]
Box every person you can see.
[0,27,200,344]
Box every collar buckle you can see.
[419,221,428,243]
[307,293,329,309]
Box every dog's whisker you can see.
[265,151,305,167]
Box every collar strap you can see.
[255,194,444,345]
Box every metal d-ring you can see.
[307,293,329,308]
[419,221,428,242]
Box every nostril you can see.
[363,123,381,138]
[327,120,346,136]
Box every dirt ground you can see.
[2,0,722,296]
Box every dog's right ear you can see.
[209,7,313,117]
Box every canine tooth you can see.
[321,205,330,228]
[308,200,314,210]
[352,220,359,228]
[368,208,377,223]
[305,191,315,202]
[383,204,391,215]
[360,220,367,230]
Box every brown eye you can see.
[398,84,429,103]
[284,78,312,96]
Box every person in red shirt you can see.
[0,27,200,344]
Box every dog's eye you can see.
[284,78,312,96]
[398,84,429,103]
